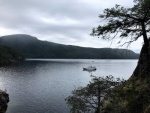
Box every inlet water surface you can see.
[0,59,138,113]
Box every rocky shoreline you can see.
[0,90,9,113]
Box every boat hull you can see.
[83,67,96,71]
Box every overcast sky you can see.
[0,0,143,53]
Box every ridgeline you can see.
[0,34,139,59]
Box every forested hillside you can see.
[0,45,24,66]
[0,34,139,59]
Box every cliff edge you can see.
[103,41,150,113]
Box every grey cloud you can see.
[0,0,97,33]
[0,0,139,52]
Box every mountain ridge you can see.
[0,34,139,59]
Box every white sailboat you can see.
[83,66,96,71]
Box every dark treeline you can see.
[0,34,139,59]
[0,45,24,66]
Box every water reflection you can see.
[83,69,96,76]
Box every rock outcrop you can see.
[102,41,150,113]
[120,42,150,113]
[0,90,9,113]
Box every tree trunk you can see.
[132,39,150,77]
[95,86,101,113]
[141,22,149,47]
[141,21,149,60]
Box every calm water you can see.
[0,59,138,113]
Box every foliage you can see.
[65,75,124,113]
[89,1,150,113]
[91,0,150,46]
[0,45,24,66]
[102,76,150,113]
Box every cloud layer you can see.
[0,0,142,52]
